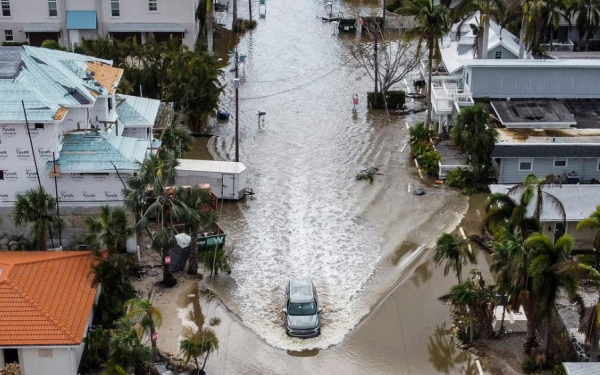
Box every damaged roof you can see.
[0,46,122,123]
[117,94,161,127]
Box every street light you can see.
[233,77,240,162]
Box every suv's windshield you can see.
[288,302,317,316]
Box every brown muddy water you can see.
[180,0,495,373]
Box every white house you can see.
[0,0,199,49]
[0,251,100,375]
[0,45,161,207]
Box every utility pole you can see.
[234,50,240,162]
[233,0,238,27]
[249,0,252,22]
[21,100,42,189]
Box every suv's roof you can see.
[289,279,314,303]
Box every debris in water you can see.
[356,166,382,183]
[187,294,196,298]
[413,188,425,196]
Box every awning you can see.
[108,23,186,33]
[23,23,61,33]
[66,10,97,30]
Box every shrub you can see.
[409,122,434,145]
[2,41,29,46]
[233,19,257,32]
[41,39,66,51]
[367,90,405,109]
[418,151,441,176]
[410,140,433,159]
[522,357,539,374]
[446,167,472,189]
[553,364,567,375]
[579,254,597,267]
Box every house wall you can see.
[20,347,75,375]
[539,221,597,250]
[486,45,517,59]
[497,157,600,184]
[467,65,600,98]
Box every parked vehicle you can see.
[282,279,322,338]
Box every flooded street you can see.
[189,0,489,373]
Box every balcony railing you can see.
[540,40,574,52]
[430,78,474,115]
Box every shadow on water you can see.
[411,260,434,287]
[427,323,485,375]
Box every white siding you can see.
[20,347,75,375]
[540,221,597,250]
[497,157,600,183]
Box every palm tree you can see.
[450,279,481,342]
[180,186,218,275]
[453,0,507,59]
[489,227,537,351]
[575,0,600,51]
[484,190,541,236]
[124,298,163,361]
[450,104,498,181]
[509,173,566,225]
[578,205,600,252]
[83,205,134,254]
[90,253,135,327]
[526,233,600,358]
[159,116,194,159]
[403,0,450,128]
[434,233,477,283]
[179,328,219,373]
[13,187,64,251]
[108,319,152,375]
[200,245,232,277]
[574,295,600,361]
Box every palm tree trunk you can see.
[524,301,538,353]
[201,352,209,371]
[591,314,599,362]
[498,305,507,335]
[469,309,474,342]
[519,9,527,58]
[194,357,200,373]
[481,14,490,59]
[426,40,434,128]
[188,232,199,275]
[543,309,552,358]
[150,322,158,361]
[456,261,462,284]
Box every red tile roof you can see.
[0,251,99,346]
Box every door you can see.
[28,32,59,46]
[222,174,236,199]
[3,348,19,365]
[554,222,566,243]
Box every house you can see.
[0,251,100,375]
[489,184,600,250]
[0,0,199,49]
[562,362,600,375]
[0,46,161,206]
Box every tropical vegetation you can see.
[13,187,64,251]
[434,233,477,283]
[83,205,134,254]
[179,328,219,373]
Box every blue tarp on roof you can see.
[66,11,97,30]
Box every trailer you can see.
[175,159,248,200]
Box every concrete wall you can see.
[497,157,600,184]
[468,65,600,98]
[20,347,76,375]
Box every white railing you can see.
[430,78,474,115]
[541,40,574,52]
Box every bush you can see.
[410,140,433,159]
[386,0,402,12]
[446,167,472,189]
[553,364,567,375]
[41,39,66,51]
[367,90,405,109]
[409,122,434,145]
[233,19,257,32]
[522,357,539,374]
[579,254,597,267]
[418,151,441,176]
[2,41,29,46]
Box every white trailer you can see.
[175,159,248,200]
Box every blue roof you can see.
[47,132,149,173]
[66,11,97,30]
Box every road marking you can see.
[400,143,408,153]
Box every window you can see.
[1,0,10,17]
[108,97,113,111]
[48,0,57,17]
[149,0,158,11]
[34,123,44,129]
[519,158,533,171]
[495,51,502,59]
[597,158,600,171]
[0,170,4,180]
[111,0,120,17]
[4,29,13,41]
[554,158,567,167]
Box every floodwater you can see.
[191,0,490,373]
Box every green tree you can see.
[577,205,600,252]
[453,0,507,59]
[450,279,481,342]
[484,190,541,236]
[450,104,498,181]
[124,298,163,361]
[418,151,442,175]
[83,205,134,254]
[13,187,64,251]
[526,233,600,358]
[434,233,477,283]
[179,328,219,372]
[509,173,565,224]
[573,295,600,361]
[200,245,231,277]
[108,319,152,375]
[575,0,600,51]
[90,253,135,327]
[403,0,450,128]
[159,117,194,158]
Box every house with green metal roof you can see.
[0,46,161,206]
